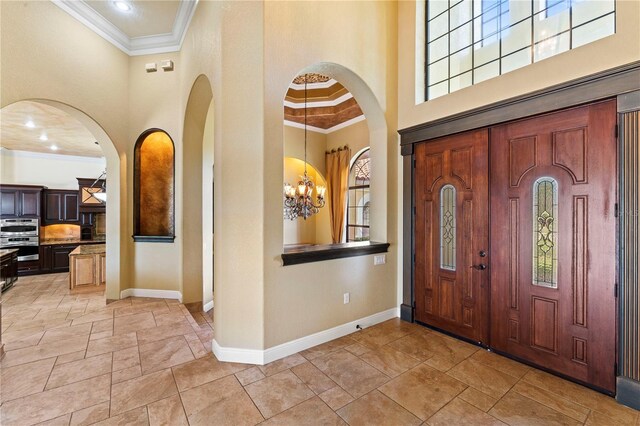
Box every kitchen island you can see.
[69,244,106,290]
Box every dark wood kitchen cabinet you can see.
[0,185,43,218]
[1,250,18,292]
[52,245,76,272]
[43,190,79,224]
[39,245,53,272]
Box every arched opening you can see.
[0,99,123,301]
[182,75,214,312]
[133,129,175,242]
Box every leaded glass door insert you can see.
[533,177,558,288]
[440,184,456,271]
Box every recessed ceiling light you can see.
[25,120,35,128]
[114,1,131,12]
[40,133,48,141]
[50,145,58,151]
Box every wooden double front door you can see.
[414,100,617,393]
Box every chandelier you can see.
[284,75,326,220]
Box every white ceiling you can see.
[52,0,198,55]
[0,101,104,158]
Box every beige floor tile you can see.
[180,374,264,425]
[489,391,582,426]
[1,357,56,402]
[153,311,189,327]
[147,394,188,426]
[55,350,86,365]
[85,332,137,358]
[40,323,91,345]
[70,401,110,426]
[112,365,142,384]
[378,363,466,420]
[183,332,209,358]
[261,396,346,425]
[351,323,414,349]
[337,389,422,426]
[426,398,506,426]
[291,361,337,394]
[235,366,266,385]
[245,370,315,419]
[90,330,113,340]
[112,346,140,371]
[512,381,590,422]
[138,335,194,374]
[259,353,307,376]
[446,358,518,399]
[319,386,355,411]
[1,335,89,368]
[2,330,45,351]
[135,321,195,345]
[110,369,178,416]
[343,342,373,356]
[45,353,112,390]
[457,386,498,412]
[1,373,111,425]
[70,310,113,326]
[470,350,531,379]
[585,409,636,426]
[90,319,113,334]
[300,336,357,360]
[36,413,72,425]
[113,312,156,335]
[360,345,422,378]
[523,369,638,424]
[92,407,149,426]
[311,349,389,398]
[172,355,247,391]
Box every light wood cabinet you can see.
[69,245,105,290]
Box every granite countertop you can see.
[69,244,106,256]
[40,239,106,246]
[0,249,19,257]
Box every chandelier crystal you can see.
[284,75,326,220]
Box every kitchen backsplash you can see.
[41,224,81,240]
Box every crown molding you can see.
[289,79,339,90]
[284,93,354,109]
[51,0,198,56]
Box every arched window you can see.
[346,148,370,242]
[133,129,175,242]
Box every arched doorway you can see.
[182,75,214,312]
[0,99,123,301]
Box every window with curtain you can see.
[346,148,370,242]
[425,0,616,100]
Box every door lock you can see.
[479,250,487,257]
[471,264,487,270]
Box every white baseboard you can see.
[212,306,400,365]
[120,288,182,302]
[203,300,214,312]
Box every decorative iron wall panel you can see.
[620,109,640,381]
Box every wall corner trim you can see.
[120,288,182,302]
[212,307,400,365]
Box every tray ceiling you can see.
[1,101,103,158]
[284,76,365,133]
[51,0,198,55]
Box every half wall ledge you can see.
[281,241,390,266]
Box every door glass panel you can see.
[440,184,456,271]
[533,177,558,288]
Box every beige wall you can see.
[0,1,129,300]
[263,0,399,348]
[0,150,106,190]
[326,119,369,154]
[398,0,640,129]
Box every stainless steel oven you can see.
[0,218,39,262]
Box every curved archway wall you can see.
[182,74,214,308]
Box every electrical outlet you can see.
[374,254,386,265]
[343,292,350,304]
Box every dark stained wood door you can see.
[490,100,617,393]
[415,129,489,344]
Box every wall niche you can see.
[133,129,175,242]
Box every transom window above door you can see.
[425,0,615,100]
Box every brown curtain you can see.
[325,146,351,243]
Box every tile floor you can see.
[1,273,639,425]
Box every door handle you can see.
[470,264,487,270]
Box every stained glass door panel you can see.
[489,100,617,393]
